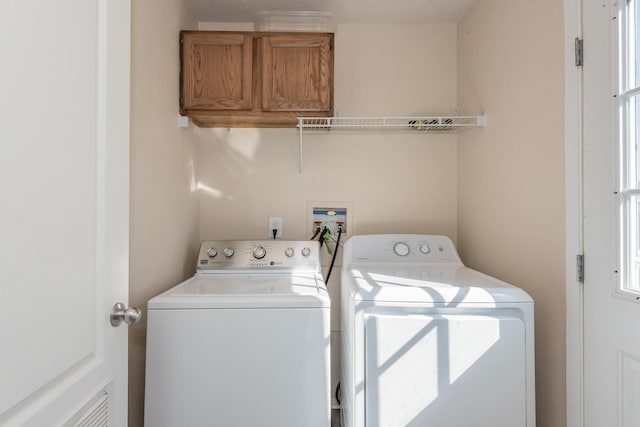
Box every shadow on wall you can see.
[192,127,264,200]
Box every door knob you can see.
[110,303,142,327]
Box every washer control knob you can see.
[223,247,234,258]
[253,246,267,259]
[207,247,217,258]
[301,247,311,257]
[393,242,410,257]
[419,244,431,255]
[285,247,295,257]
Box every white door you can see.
[0,0,131,426]
[582,0,640,425]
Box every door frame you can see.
[564,0,584,426]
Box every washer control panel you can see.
[197,240,320,272]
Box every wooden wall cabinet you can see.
[180,31,334,128]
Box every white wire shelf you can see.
[297,115,485,131]
[295,115,486,174]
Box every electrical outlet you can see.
[269,217,283,239]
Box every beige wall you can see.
[195,22,460,402]
[128,7,566,425]
[457,1,566,426]
[129,0,200,425]
[196,23,459,241]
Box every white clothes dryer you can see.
[145,240,330,427]
[340,234,535,427]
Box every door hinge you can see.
[575,37,583,66]
[576,254,584,282]
[329,38,334,50]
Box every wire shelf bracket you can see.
[296,115,486,174]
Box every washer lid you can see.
[148,273,329,309]
[345,264,532,304]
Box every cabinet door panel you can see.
[181,33,252,110]
[262,34,333,112]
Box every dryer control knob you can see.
[207,247,217,258]
[253,246,267,259]
[393,242,410,257]
[301,247,311,257]
[285,247,295,257]
[419,244,431,255]
[223,247,234,258]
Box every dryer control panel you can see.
[197,240,321,272]
[345,234,463,264]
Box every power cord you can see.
[318,227,329,248]
[309,226,321,240]
[324,226,342,283]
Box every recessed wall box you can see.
[312,207,347,235]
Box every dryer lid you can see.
[148,273,330,309]
[344,264,532,304]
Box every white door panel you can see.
[582,0,640,425]
[0,0,130,425]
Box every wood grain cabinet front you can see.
[180,31,334,128]
[180,32,253,111]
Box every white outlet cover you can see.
[268,217,283,239]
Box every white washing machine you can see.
[144,240,331,427]
[340,234,535,427]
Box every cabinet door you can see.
[261,34,333,113]
[181,32,253,110]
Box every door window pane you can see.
[621,0,640,293]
